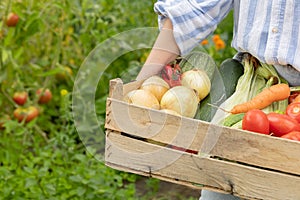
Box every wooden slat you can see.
[105,98,206,150]
[105,131,300,200]
[105,97,300,176]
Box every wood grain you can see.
[105,131,300,200]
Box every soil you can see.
[135,176,201,200]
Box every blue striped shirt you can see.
[154,0,300,72]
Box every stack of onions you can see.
[123,72,208,118]
[181,69,211,101]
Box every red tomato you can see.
[13,106,39,123]
[242,109,269,134]
[36,88,52,104]
[13,91,28,106]
[6,13,19,27]
[288,92,300,104]
[286,102,300,123]
[267,112,300,137]
[281,131,300,141]
[294,94,300,103]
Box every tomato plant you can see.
[267,112,300,137]
[242,109,269,134]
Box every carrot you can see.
[230,83,290,114]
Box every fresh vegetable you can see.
[13,91,28,106]
[242,109,269,134]
[293,94,300,103]
[288,92,300,104]
[36,88,52,104]
[6,12,19,27]
[160,63,181,87]
[194,68,227,122]
[211,54,256,125]
[281,131,300,141]
[223,113,244,127]
[218,58,244,98]
[13,106,39,123]
[160,109,181,116]
[286,102,300,123]
[140,75,169,102]
[230,83,290,114]
[160,86,198,118]
[181,69,211,101]
[124,89,160,109]
[179,51,216,79]
[267,112,300,137]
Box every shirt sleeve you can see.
[154,0,234,55]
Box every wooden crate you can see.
[104,78,300,200]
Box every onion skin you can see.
[160,109,181,116]
[160,86,199,118]
[140,76,170,102]
[181,69,211,101]
[124,89,160,109]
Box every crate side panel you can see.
[105,98,207,151]
[106,98,300,175]
[105,131,300,200]
[205,126,300,175]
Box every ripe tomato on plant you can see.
[6,13,19,27]
[13,91,28,106]
[281,131,300,141]
[36,88,52,104]
[267,112,300,137]
[286,102,300,123]
[13,106,39,123]
[242,109,269,134]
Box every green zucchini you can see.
[219,58,244,98]
[194,58,244,122]
[179,51,217,79]
[223,113,245,127]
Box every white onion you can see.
[124,89,160,109]
[160,109,181,116]
[181,69,211,101]
[140,75,170,102]
[160,86,199,118]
